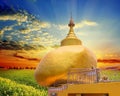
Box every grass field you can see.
[0,69,48,96]
[0,66,120,96]
[100,69,120,81]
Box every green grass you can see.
[0,77,47,96]
[0,69,47,96]
[100,69,120,81]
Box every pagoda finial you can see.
[68,13,75,27]
[67,16,76,38]
[60,16,82,46]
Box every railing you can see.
[67,68,120,84]
[48,84,68,96]
[49,84,68,91]
[67,68,100,84]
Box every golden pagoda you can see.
[61,17,82,46]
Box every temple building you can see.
[61,17,82,46]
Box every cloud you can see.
[20,20,51,35]
[29,19,50,28]
[58,25,68,30]
[0,26,14,34]
[25,35,31,39]
[0,13,27,23]
[3,26,13,31]
[54,20,98,30]
[75,20,98,28]
[18,41,26,46]
[5,35,12,41]
[42,32,49,36]
[0,10,58,47]
[33,37,41,41]
[38,34,59,46]
[14,52,40,61]
[83,20,98,26]
[31,21,51,32]
[0,40,23,50]
[20,28,31,34]
[0,25,15,39]
[40,22,51,28]
[0,30,4,36]
[52,24,68,31]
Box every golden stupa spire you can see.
[61,15,82,46]
[66,15,77,38]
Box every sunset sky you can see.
[0,0,120,59]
